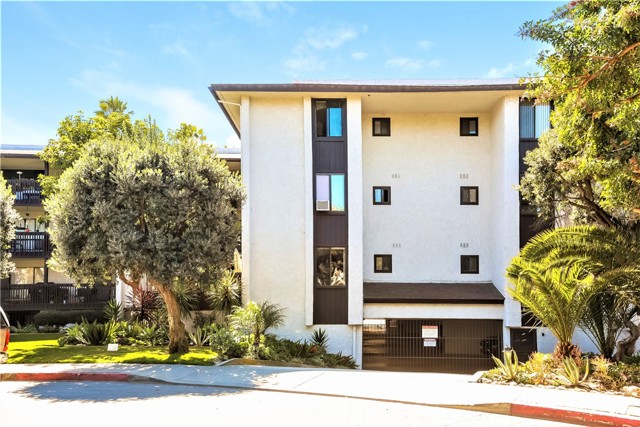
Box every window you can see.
[460,186,478,205]
[460,118,478,136]
[315,100,344,138]
[372,118,391,136]
[316,247,346,287]
[519,99,551,139]
[374,254,392,273]
[316,174,345,212]
[373,186,391,205]
[461,255,479,274]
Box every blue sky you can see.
[1,1,562,149]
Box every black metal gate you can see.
[362,318,503,374]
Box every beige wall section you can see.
[489,95,522,345]
[246,97,310,340]
[347,96,364,325]
[362,112,493,283]
[240,96,252,305]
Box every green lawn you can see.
[8,333,219,365]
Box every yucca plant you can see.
[208,270,241,317]
[559,357,590,387]
[104,299,124,322]
[310,328,329,353]
[491,349,521,381]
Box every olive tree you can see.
[46,133,244,353]
[0,176,20,279]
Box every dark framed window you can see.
[460,117,478,136]
[372,118,391,136]
[519,99,551,140]
[373,186,391,205]
[374,254,392,273]
[315,174,345,212]
[315,100,345,139]
[461,255,479,274]
[460,186,478,205]
[316,247,346,287]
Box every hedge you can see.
[33,310,104,326]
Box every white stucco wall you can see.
[364,303,503,319]
[244,97,311,341]
[489,96,522,345]
[362,113,493,283]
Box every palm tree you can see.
[519,225,640,357]
[95,96,132,118]
[507,257,600,360]
[228,301,285,358]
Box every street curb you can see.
[3,371,639,426]
[443,402,640,427]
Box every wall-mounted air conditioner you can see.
[316,200,330,211]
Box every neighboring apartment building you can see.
[210,79,598,373]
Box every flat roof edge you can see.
[210,82,525,94]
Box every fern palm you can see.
[507,257,600,358]
[517,225,640,357]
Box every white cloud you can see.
[1,114,55,147]
[283,55,326,75]
[418,40,433,51]
[305,26,360,50]
[228,1,294,25]
[163,40,193,60]
[70,69,231,147]
[386,57,424,73]
[351,51,368,61]
[485,59,536,78]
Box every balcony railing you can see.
[7,179,43,205]
[0,283,115,311]
[9,232,51,258]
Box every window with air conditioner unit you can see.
[315,174,345,212]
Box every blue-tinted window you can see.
[315,100,344,138]
[315,173,345,212]
[520,100,551,139]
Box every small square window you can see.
[460,186,479,205]
[374,254,392,273]
[372,118,391,136]
[461,255,479,274]
[373,186,391,205]
[460,117,478,136]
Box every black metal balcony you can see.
[0,283,115,311]
[9,232,51,258]
[7,179,43,205]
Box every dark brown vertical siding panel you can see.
[315,216,348,247]
[313,288,348,324]
[314,141,347,172]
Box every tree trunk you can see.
[615,320,640,362]
[151,279,189,354]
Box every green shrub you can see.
[10,322,38,333]
[34,310,104,327]
[58,319,119,346]
[209,325,246,359]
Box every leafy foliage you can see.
[491,349,521,381]
[519,1,640,227]
[0,175,20,279]
[508,255,600,357]
[207,270,241,316]
[104,300,124,322]
[559,357,590,387]
[128,288,162,323]
[46,133,244,353]
[228,301,285,357]
[58,318,119,346]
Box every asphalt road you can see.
[0,381,579,427]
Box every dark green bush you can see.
[34,310,103,326]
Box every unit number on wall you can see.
[459,173,469,179]
[392,173,401,179]
[460,243,469,248]
[392,243,402,248]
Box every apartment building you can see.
[210,79,593,373]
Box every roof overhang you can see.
[363,282,505,305]
[210,79,527,138]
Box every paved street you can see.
[0,381,579,427]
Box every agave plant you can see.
[559,357,590,387]
[491,349,521,381]
[208,270,241,316]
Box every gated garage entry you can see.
[362,318,503,374]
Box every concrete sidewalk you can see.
[1,362,639,426]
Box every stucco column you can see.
[347,96,363,325]
[240,96,252,305]
[304,97,314,326]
